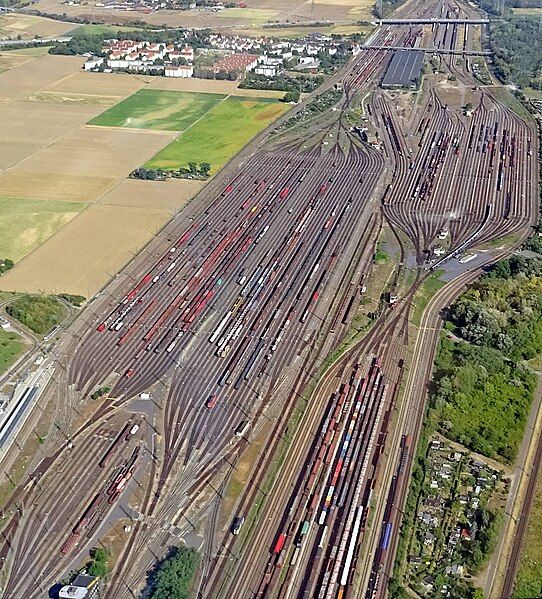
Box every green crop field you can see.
[0,195,86,262]
[145,96,289,173]
[88,89,225,131]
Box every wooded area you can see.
[6,294,65,335]
[429,255,542,462]
[489,16,542,88]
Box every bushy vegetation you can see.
[489,17,542,89]
[432,255,542,464]
[0,330,25,375]
[148,546,200,599]
[6,295,64,335]
[240,73,323,93]
[58,293,86,307]
[0,259,14,275]
[427,254,542,464]
[91,386,111,400]
[448,259,542,360]
[275,87,343,132]
[49,34,105,56]
[87,547,110,578]
[132,162,211,181]
[478,0,542,16]
[374,247,389,264]
[431,340,535,462]
[282,90,301,103]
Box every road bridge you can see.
[363,45,491,55]
[374,18,489,24]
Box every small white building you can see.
[84,56,104,71]
[165,65,194,78]
[254,65,277,77]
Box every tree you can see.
[149,547,200,599]
[87,547,110,578]
[188,162,198,175]
[198,162,211,177]
[0,258,14,274]
[283,89,301,103]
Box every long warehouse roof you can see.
[382,49,424,87]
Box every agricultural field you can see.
[0,204,179,296]
[0,13,74,41]
[0,196,85,261]
[146,77,285,98]
[29,0,371,29]
[89,89,225,131]
[145,96,289,173]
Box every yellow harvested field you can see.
[0,204,173,296]
[0,100,100,145]
[0,52,286,294]
[348,0,375,19]
[31,0,358,28]
[0,141,41,171]
[12,126,175,179]
[147,77,285,98]
[0,52,32,74]
[24,91,120,107]
[98,178,205,212]
[0,55,83,102]
[0,13,74,40]
[0,172,117,203]
[44,70,147,98]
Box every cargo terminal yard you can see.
[0,0,538,597]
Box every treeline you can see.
[240,73,323,93]
[147,546,200,599]
[478,0,542,15]
[48,27,212,56]
[488,17,542,89]
[375,0,406,18]
[132,162,211,180]
[192,67,237,81]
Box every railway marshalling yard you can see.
[0,2,539,599]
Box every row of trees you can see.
[48,26,215,57]
[132,162,211,181]
[240,73,324,93]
